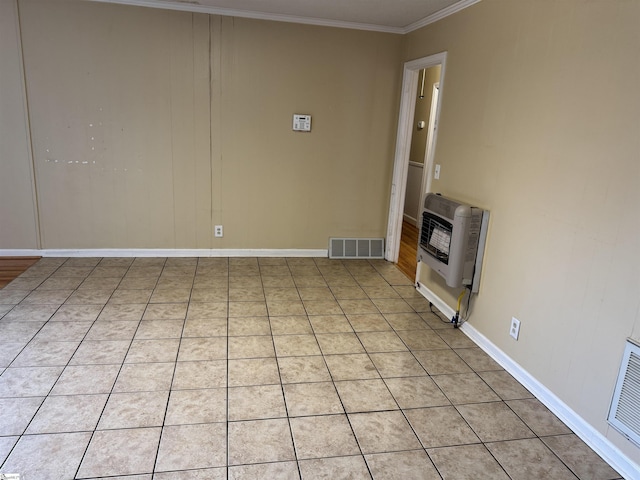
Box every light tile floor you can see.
[0,256,623,479]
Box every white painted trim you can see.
[403,214,417,227]
[403,0,482,33]
[416,280,455,320]
[415,284,640,480]
[385,65,419,262]
[386,52,447,263]
[0,249,43,257]
[88,0,480,34]
[0,249,328,258]
[421,82,440,202]
[88,0,402,33]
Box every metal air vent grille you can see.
[329,238,384,259]
[608,340,640,447]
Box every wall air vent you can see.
[329,238,384,259]
[608,339,640,447]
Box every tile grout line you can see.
[323,259,378,479]
[76,257,162,479]
[265,258,303,478]
[225,257,231,477]
[6,259,114,478]
[1,258,82,472]
[26,257,141,479]
[149,256,191,477]
[359,271,443,473]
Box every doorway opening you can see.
[385,53,446,281]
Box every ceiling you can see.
[89,0,480,34]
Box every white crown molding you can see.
[87,0,404,33]
[87,0,480,34]
[403,0,481,33]
[0,248,328,258]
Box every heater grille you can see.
[420,211,453,265]
[608,339,640,447]
[329,238,384,259]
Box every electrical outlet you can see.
[214,225,223,238]
[510,317,521,340]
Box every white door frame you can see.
[420,81,440,212]
[385,52,447,263]
[402,84,440,228]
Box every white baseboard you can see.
[402,214,417,227]
[0,249,43,257]
[418,285,640,480]
[0,248,328,258]
[416,281,456,321]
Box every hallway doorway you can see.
[386,53,446,281]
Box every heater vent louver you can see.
[329,238,384,259]
[608,339,640,447]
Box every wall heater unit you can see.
[418,193,489,292]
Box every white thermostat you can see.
[293,114,311,132]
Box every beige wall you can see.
[17,0,212,249]
[0,0,39,248]
[213,17,402,248]
[410,0,640,461]
[4,0,402,250]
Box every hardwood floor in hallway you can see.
[396,220,419,281]
[0,257,41,289]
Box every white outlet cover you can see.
[510,317,520,340]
